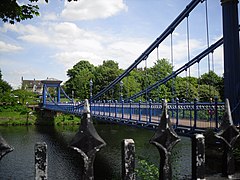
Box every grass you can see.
[0,111,36,125]
[0,104,82,126]
[54,114,81,125]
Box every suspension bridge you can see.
[40,0,240,133]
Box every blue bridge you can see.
[40,0,240,133]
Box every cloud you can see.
[53,51,103,70]
[0,41,23,52]
[0,19,215,83]
[61,0,128,21]
[42,12,58,21]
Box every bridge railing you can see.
[91,98,225,131]
[42,98,225,131]
[43,102,84,115]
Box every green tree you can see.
[0,69,13,104]
[12,89,36,104]
[174,77,198,102]
[122,70,142,100]
[94,60,121,99]
[199,71,223,100]
[149,58,173,81]
[198,84,220,102]
[65,60,95,100]
[146,59,173,101]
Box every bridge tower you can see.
[221,0,240,124]
[41,78,62,105]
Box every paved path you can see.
[92,111,218,129]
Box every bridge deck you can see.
[92,111,218,132]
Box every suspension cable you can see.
[170,33,175,99]
[197,61,200,99]
[212,51,214,72]
[145,58,148,101]
[186,16,191,100]
[205,0,212,99]
[157,45,159,60]
[205,0,210,72]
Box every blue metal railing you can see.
[42,98,225,132]
[89,99,225,131]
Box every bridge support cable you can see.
[205,0,210,72]
[186,16,191,101]
[60,86,73,103]
[91,0,204,101]
[145,58,148,102]
[204,0,212,98]
[170,33,175,101]
[127,24,240,101]
[197,61,201,100]
[127,37,224,101]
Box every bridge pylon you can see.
[221,0,240,124]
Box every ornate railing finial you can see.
[0,135,14,160]
[215,98,240,177]
[70,99,106,180]
[150,100,180,179]
[84,99,90,114]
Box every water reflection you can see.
[0,124,192,179]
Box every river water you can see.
[0,122,192,179]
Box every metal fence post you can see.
[149,99,152,124]
[35,142,47,180]
[122,139,135,180]
[171,98,174,118]
[129,100,132,121]
[122,100,124,119]
[138,100,141,123]
[193,98,198,130]
[98,101,101,116]
[115,100,117,118]
[109,100,111,117]
[214,96,218,129]
[192,134,205,180]
[103,100,106,116]
[183,99,186,119]
[176,98,179,127]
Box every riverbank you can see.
[0,106,81,126]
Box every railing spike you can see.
[84,99,91,114]
[215,98,240,177]
[0,135,14,160]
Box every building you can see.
[21,77,43,94]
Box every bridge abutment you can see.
[35,107,57,125]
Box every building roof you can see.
[41,77,62,85]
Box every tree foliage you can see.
[64,59,224,103]
[65,60,95,100]
[12,89,37,104]
[0,0,81,24]
[0,69,13,104]
[0,0,43,24]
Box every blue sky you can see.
[0,0,233,89]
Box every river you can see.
[0,122,192,179]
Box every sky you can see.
[0,0,235,89]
